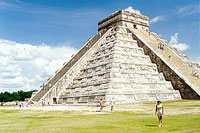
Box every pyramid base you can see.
[58,91,181,105]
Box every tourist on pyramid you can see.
[155,101,164,127]
[160,43,164,51]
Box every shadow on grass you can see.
[145,125,157,127]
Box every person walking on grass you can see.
[155,101,164,127]
[99,99,104,112]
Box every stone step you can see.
[114,43,143,50]
[103,37,136,44]
[112,61,157,67]
[76,71,110,80]
[59,91,181,104]
[83,61,111,70]
[107,80,172,85]
[89,53,112,61]
[113,54,151,61]
[106,89,179,94]
[62,88,179,95]
[113,58,151,64]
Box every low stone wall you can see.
[137,39,200,100]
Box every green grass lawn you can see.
[0,100,199,133]
[0,105,13,107]
[0,110,199,133]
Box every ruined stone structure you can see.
[27,10,200,106]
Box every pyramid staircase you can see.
[129,28,200,99]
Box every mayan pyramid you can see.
[27,10,200,106]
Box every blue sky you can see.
[0,0,199,92]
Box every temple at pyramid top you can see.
[98,10,149,34]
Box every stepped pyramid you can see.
[59,26,181,104]
[27,10,200,106]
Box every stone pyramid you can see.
[58,26,181,104]
[28,10,200,106]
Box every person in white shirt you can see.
[155,101,164,127]
[110,98,115,112]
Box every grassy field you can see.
[0,105,13,107]
[0,100,199,133]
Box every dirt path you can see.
[0,100,199,115]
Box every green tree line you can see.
[0,90,36,104]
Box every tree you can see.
[0,90,36,105]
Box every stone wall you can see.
[136,39,200,99]
[98,10,149,34]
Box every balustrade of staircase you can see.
[129,28,200,93]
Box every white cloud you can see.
[169,33,179,44]
[178,5,198,16]
[170,43,190,52]
[169,33,190,52]
[0,38,77,92]
[150,16,164,24]
[34,58,49,68]
[125,6,141,15]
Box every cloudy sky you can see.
[0,0,199,92]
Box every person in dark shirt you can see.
[99,99,104,111]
